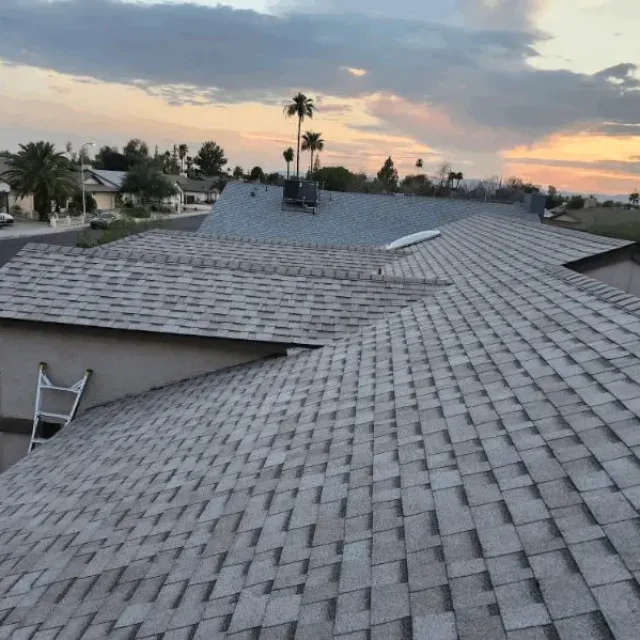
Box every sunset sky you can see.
[0,0,638,194]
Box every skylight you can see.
[386,230,441,250]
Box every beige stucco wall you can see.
[0,433,29,472]
[93,192,117,210]
[11,194,34,213]
[582,258,640,298]
[0,320,285,435]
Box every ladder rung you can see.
[31,438,48,445]
[42,385,78,393]
[37,412,71,422]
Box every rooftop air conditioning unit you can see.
[282,179,319,213]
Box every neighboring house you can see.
[0,159,34,214]
[544,202,581,225]
[82,168,182,210]
[79,170,120,210]
[176,175,219,205]
[4,188,640,638]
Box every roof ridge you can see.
[156,229,403,253]
[17,243,449,286]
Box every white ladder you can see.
[29,363,93,452]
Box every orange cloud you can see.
[503,131,640,193]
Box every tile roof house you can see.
[0,158,35,215]
[176,177,219,206]
[1,187,640,639]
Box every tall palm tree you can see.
[178,144,189,172]
[284,93,315,177]
[3,142,77,221]
[301,132,324,177]
[283,147,294,179]
[416,159,423,171]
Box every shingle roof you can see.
[98,230,412,274]
[90,169,128,189]
[2,210,640,639]
[176,177,218,194]
[199,181,537,245]
[0,243,443,346]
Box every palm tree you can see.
[455,172,464,189]
[301,132,325,177]
[4,142,77,221]
[178,144,189,172]
[284,93,315,177]
[283,147,294,179]
[416,159,423,171]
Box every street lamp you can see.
[80,142,95,217]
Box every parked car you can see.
[0,212,14,225]
[90,212,118,229]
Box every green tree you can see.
[178,144,189,172]
[401,174,433,196]
[69,191,97,214]
[284,93,315,178]
[546,185,564,210]
[283,147,295,179]
[232,166,244,180]
[301,131,325,176]
[3,142,77,221]
[566,195,585,210]
[123,139,149,167]
[196,141,227,176]
[629,191,639,207]
[169,145,180,175]
[267,172,283,186]
[313,166,354,192]
[249,166,265,182]
[120,164,178,205]
[94,146,129,171]
[376,156,399,192]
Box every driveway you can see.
[0,213,208,267]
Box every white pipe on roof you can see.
[386,230,441,250]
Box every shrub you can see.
[566,195,585,210]
[69,192,97,215]
[10,204,22,215]
[76,217,167,248]
[125,207,151,219]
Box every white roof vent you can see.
[386,230,441,250]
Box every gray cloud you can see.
[508,157,640,175]
[0,0,638,155]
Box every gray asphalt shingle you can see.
[1,197,640,638]
[0,244,443,346]
[199,181,537,246]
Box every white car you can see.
[0,212,14,225]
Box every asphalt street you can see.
[0,214,207,267]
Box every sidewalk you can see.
[0,210,210,240]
